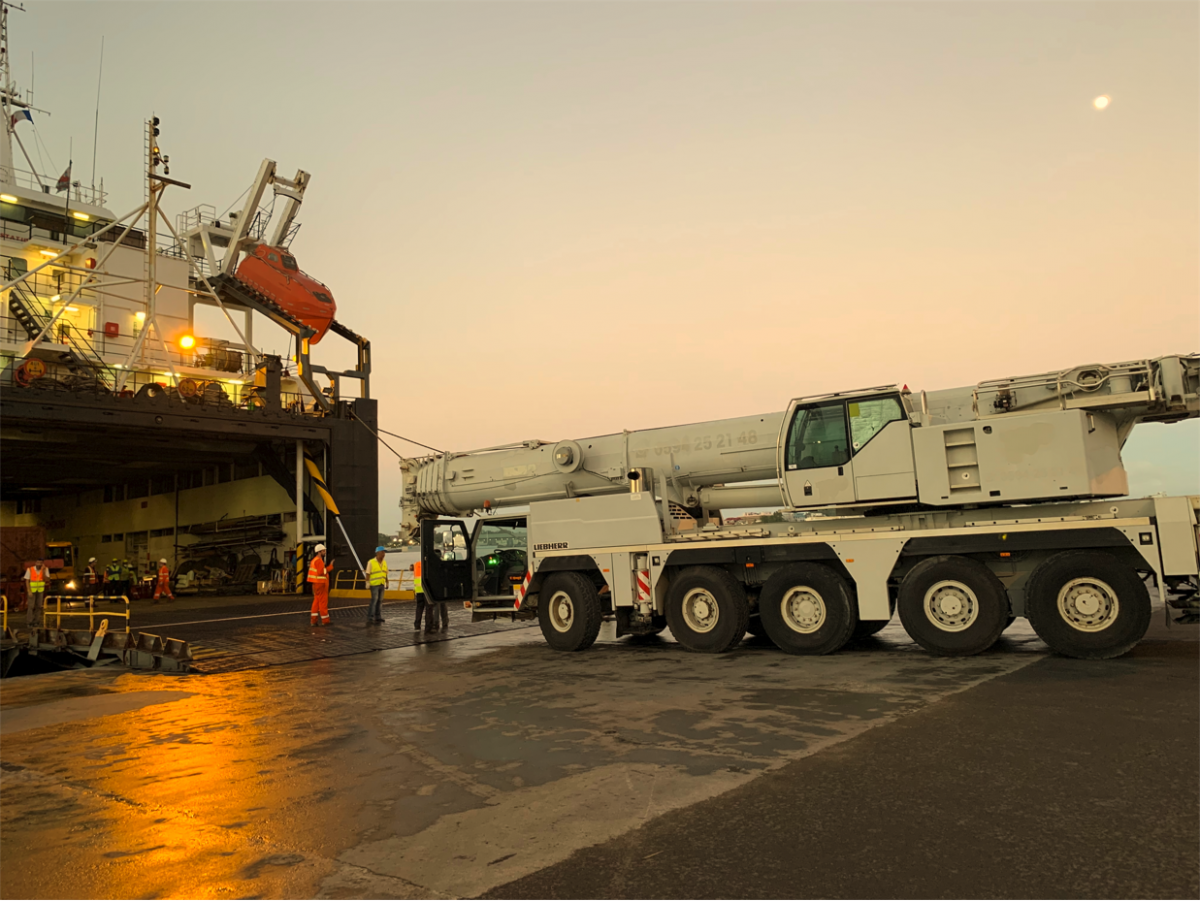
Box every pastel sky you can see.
[18,2,1198,527]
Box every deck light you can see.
[0,194,17,203]
[135,311,146,322]
[179,335,196,350]
[50,294,61,302]
[39,249,58,257]
[71,211,90,221]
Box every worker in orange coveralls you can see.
[153,558,174,603]
[308,544,333,627]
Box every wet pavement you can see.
[16,593,532,674]
[1,612,1196,899]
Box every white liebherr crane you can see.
[402,353,1200,662]
[401,354,1199,533]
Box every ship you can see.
[0,0,378,601]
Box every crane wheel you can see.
[758,563,856,655]
[537,572,603,652]
[851,617,891,641]
[665,567,749,653]
[898,556,1008,656]
[1025,551,1150,659]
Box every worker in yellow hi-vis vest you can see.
[366,546,388,624]
[412,561,435,632]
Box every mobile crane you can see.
[402,354,1200,660]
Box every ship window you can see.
[0,200,27,222]
[848,397,906,454]
[281,254,298,271]
[313,291,332,305]
[785,402,850,471]
[101,535,112,543]
[267,253,279,263]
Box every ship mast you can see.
[0,0,50,190]
[0,0,21,186]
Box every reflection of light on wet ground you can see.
[0,618,1060,898]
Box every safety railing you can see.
[4,169,109,206]
[43,595,130,633]
[1,594,7,633]
[331,571,416,592]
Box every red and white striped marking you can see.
[636,570,652,603]
[513,570,532,609]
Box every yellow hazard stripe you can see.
[304,457,341,515]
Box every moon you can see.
[1093,95,1111,110]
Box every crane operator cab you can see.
[420,517,529,618]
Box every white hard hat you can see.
[314,543,326,553]
[89,557,96,563]
[160,558,168,564]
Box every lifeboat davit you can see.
[236,244,337,343]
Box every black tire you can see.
[758,563,857,655]
[537,572,603,652]
[665,567,749,653]
[1025,551,1150,660]
[897,556,1008,656]
[851,617,890,640]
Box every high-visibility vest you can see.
[27,565,45,588]
[367,558,388,587]
[413,561,423,594]
[158,564,171,582]
[86,565,99,584]
[107,564,121,579]
[308,556,328,584]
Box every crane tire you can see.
[851,617,890,640]
[898,556,1008,656]
[758,563,856,655]
[1025,551,1150,660]
[665,567,749,653]
[537,572,603,652]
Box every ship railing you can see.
[6,169,108,207]
[0,214,186,260]
[0,311,264,378]
[42,595,131,633]
[0,352,328,417]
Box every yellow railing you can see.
[331,571,415,592]
[1,594,6,633]
[42,595,131,634]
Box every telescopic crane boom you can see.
[400,354,1198,539]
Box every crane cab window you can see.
[281,254,298,271]
[267,252,279,263]
[475,520,528,599]
[785,403,850,471]
[848,397,905,452]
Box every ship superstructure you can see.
[0,2,378,597]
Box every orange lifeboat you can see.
[236,244,336,343]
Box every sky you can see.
[15,1,1198,528]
